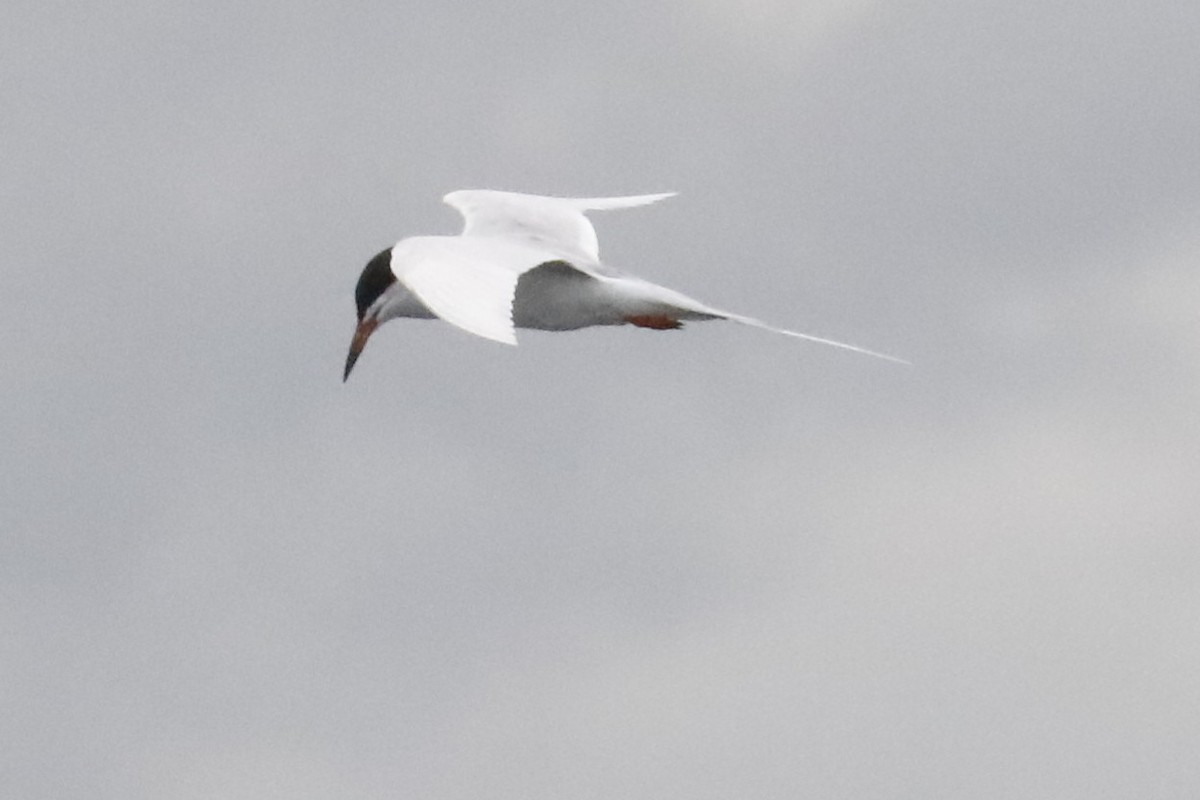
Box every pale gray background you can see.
[4,1,1199,798]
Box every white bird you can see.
[343,190,906,380]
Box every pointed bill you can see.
[343,318,379,381]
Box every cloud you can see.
[5,1,1200,797]
[686,0,885,58]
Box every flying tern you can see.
[344,190,906,380]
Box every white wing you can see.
[390,236,596,346]
[443,189,675,261]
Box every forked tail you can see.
[615,277,910,364]
[723,312,910,364]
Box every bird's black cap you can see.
[355,248,398,321]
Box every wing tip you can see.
[442,189,677,210]
[573,191,677,210]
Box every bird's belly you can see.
[512,263,625,331]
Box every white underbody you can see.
[512,261,722,330]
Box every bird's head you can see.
[344,247,398,381]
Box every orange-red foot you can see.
[625,314,683,330]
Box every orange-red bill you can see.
[343,318,379,381]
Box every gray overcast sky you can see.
[4,1,1199,797]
